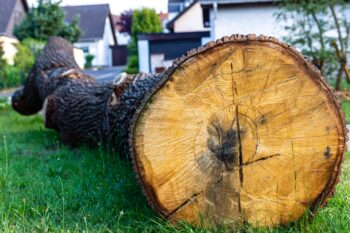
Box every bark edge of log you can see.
[128,33,348,222]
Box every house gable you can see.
[0,0,28,38]
[63,4,116,44]
[167,0,205,32]
[174,1,206,32]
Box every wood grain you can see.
[130,35,347,227]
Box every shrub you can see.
[126,8,163,73]
[0,42,6,70]
[0,65,21,89]
[84,54,94,69]
[22,38,45,58]
[124,55,139,74]
[0,40,34,90]
[14,42,35,81]
[14,0,81,43]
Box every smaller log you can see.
[12,37,94,115]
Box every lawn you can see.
[341,101,350,123]
[0,98,349,232]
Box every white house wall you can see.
[174,1,206,32]
[74,41,98,66]
[74,17,115,67]
[97,39,106,66]
[73,47,85,69]
[138,40,150,73]
[102,17,115,66]
[116,32,130,45]
[212,5,284,40]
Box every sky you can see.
[26,0,168,14]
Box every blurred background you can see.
[0,0,349,93]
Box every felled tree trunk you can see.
[12,35,347,228]
[129,35,347,227]
[12,37,163,151]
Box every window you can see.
[203,8,210,28]
[81,47,89,53]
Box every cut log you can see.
[12,35,347,228]
[129,35,347,227]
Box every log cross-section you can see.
[129,35,347,227]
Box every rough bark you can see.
[12,37,94,115]
[43,71,163,150]
[44,82,113,145]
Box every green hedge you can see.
[0,66,22,89]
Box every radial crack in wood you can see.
[130,35,347,227]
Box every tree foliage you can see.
[14,39,38,78]
[0,42,6,70]
[117,10,133,34]
[126,8,162,74]
[131,8,163,40]
[276,0,350,90]
[14,0,81,43]
[0,43,21,89]
[0,40,43,90]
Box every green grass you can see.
[0,99,349,232]
[341,101,350,123]
[328,79,350,91]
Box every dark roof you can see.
[62,4,116,44]
[138,31,210,41]
[0,0,29,36]
[200,0,273,5]
[167,0,199,31]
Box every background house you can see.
[168,0,195,20]
[138,1,211,73]
[167,0,206,33]
[63,4,117,67]
[0,0,29,65]
[110,14,130,66]
[201,0,282,39]
[166,0,281,39]
[138,31,210,73]
[138,0,283,73]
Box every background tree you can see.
[125,8,162,74]
[14,0,81,43]
[14,39,38,80]
[117,10,133,34]
[275,0,350,90]
[0,43,21,89]
[328,0,350,90]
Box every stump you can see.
[129,35,347,226]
